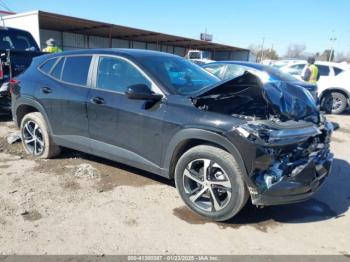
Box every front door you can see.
[87,55,165,173]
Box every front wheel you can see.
[321,92,347,114]
[175,145,248,221]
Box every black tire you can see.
[20,112,61,159]
[175,145,248,221]
[321,92,347,115]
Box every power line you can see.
[0,0,13,12]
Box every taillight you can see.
[9,78,20,95]
[0,61,3,80]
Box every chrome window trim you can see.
[37,54,94,88]
[92,54,164,96]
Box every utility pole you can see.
[260,37,265,62]
[329,34,337,62]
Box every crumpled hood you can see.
[262,81,319,124]
[193,72,320,124]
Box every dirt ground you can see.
[0,111,349,255]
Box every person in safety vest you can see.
[302,57,319,83]
[43,38,62,53]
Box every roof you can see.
[36,10,248,52]
[33,48,182,66]
[42,48,179,58]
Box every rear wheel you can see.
[175,145,248,221]
[20,112,61,159]
[321,92,347,114]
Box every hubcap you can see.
[183,159,232,212]
[325,96,342,111]
[22,121,44,156]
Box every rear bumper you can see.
[251,152,333,206]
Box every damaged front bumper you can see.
[251,150,333,206]
[231,119,334,206]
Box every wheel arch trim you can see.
[161,128,248,180]
[13,96,53,134]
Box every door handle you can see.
[41,87,52,94]
[91,96,105,104]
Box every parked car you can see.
[185,50,215,65]
[202,61,318,100]
[280,61,347,81]
[271,59,305,69]
[318,70,350,114]
[0,27,43,112]
[11,49,334,221]
[281,61,350,114]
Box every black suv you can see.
[0,27,43,112]
[11,49,334,221]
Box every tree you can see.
[284,44,306,58]
[335,52,350,63]
[249,44,279,62]
[318,49,335,62]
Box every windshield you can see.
[260,64,299,82]
[0,30,39,51]
[188,52,201,59]
[139,55,220,95]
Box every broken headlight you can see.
[234,122,322,146]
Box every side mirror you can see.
[125,84,163,101]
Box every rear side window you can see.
[51,58,64,79]
[61,56,92,86]
[333,67,343,76]
[0,30,39,51]
[39,58,58,74]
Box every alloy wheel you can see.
[324,96,342,111]
[183,158,232,212]
[22,120,45,156]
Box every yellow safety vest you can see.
[308,64,319,84]
[43,46,62,53]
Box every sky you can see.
[4,0,350,56]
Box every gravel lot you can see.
[0,112,349,255]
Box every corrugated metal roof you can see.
[37,10,248,52]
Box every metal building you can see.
[0,10,251,60]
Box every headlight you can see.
[234,122,322,145]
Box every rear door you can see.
[316,64,331,80]
[37,55,93,150]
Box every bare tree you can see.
[249,44,279,62]
[335,52,350,63]
[318,49,335,62]
[284,44,307,58]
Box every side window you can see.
[317,65,330,76]
[96,56,151,93]
[61,56,92,86]
[50,57,65,79]
[333,67,343,76]
[39,58,58,74]
[204,64,224,78]
[224,64,246,80]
